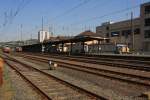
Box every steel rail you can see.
[4,59,52,100]
[3,54,107,100]
[19,54,150,87]
[18,53,150,71]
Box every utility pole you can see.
[84,25,87,31]
[20,24,23,46]
[131,0,135,53]
[49,26,51,33]
[30,33,32,40]
[20,24,22,41]
[49,25,54,36]
[131,12,134,52]
[42,16,44,32]
[41,16,44,53]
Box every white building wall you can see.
[38,31,50,42]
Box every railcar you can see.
[3,47,11,53]
[15,47,22,52]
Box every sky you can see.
[0,0,150,42]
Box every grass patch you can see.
[0,64,14,100]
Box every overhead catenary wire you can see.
[1,0,25,28]
[49,0,91,21]
[6,1,143,41]
[0,0,32,42]
[44,1,141,36]
[25,0,91,37]
[27,3,140,38]
[26,0,108,37]
[1,0,32,29]
[70,4,140,26]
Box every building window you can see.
[97,30,102,33]
[134,28,140,34]
[122,30,131,36]
[111,31,120,37]
[145,5,150,14]
[106,26,109,30]
[106,33,109,37]
[144,30,150,38]
[145,18,150,26]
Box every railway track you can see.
[22,52,150,63]
[3,54,105,100]
[16,53,150,87]
[49,54,150,66]
[20,52,150,71]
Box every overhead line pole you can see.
[131,0,135,53]
[41,16,44,53]
[20,24,23,45]
[42,16,44,32]
[131,12,134,53]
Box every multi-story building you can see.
[140,2,150,52]
[38,30,50,43]
[96,2,150,52]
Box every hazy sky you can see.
[0,0,150,42]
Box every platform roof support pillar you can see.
[62,43,64,52]
[70,42,73,54]
[82,41,85,53]
[98,40,101,54]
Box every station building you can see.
[45,30,110,54]
[70,31,110,54]
[96,2,150,53]
[22,30,111,54]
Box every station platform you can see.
[83,53,150,58]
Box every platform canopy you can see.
[43,30,109,45]
[22,30,109,48]
[21,30,110,53]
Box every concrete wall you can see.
[96,18,141,52]
[96,2,150,52]
[140,2,150,51]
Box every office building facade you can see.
[96,2,150,52]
